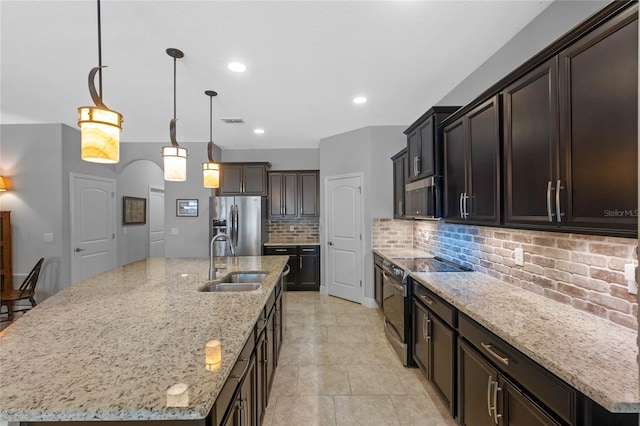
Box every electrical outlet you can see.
[171,227,179,236]
[43,233,54,243]
[514,248,524,266]
[625,263,637,295]
[289,225,295,232]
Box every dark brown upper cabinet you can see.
[219,163,271,196]
[503,58,559,228]
[444,96,501,226]
[503,6,638,237]
[558,6,638,237]
[392,148,407,218]
[404,107,460,182]
[268,171,319,218]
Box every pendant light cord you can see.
[173,57,177,121]
[97,0,102,99]
[208,94,214,162]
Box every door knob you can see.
[75,248,85,252]
[328,241,334,246]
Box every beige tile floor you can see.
[263,291,457,426]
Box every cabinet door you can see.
[299,172,318,217]
[238,355,256,426]
[283,173,298,216]
[559,8,638,235]
[466,96,500,225]
[274,293,283,362]
[299,252,320,290]
[430,313,455,414]
[243,164,267,195]
[458,339,498,426]
[501,377,560,426]
[419,116,435,178]
[265,310,276,394]
[444,118,466,221]
[374,264,383,310]
[412,300,429,373]
[220,165,244,195]
[407,130,420,181]
[504,58,559,228]
[392,153,406,218]
[255,330,267,425]
[268,173,284,217]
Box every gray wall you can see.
[319,125,406,304]
[222,148,319,170]
[438,0,610,106]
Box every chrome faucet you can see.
[209,233,236,280]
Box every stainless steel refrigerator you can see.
[209,196,268,256]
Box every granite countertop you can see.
[373,249,639,413]
[411,271,639,413]
[0,256,288,422]
[264,239,320,246]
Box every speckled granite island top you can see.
[410,271,639,413]
[0,256,288,422]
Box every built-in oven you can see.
[381,256,472,367]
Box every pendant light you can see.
[0,177,7,192]
[77,0,123,164]
[202,90,220,188]
[162,48,188,181]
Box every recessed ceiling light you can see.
[254,128,265,134]
[353,96,367,104]
[228,62,247,73]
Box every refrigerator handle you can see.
[233,205,239,247]
[229,206,235,250]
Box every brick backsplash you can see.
[372,218,639,330]
[268,217,319,241]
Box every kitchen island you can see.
[0,256,288,423]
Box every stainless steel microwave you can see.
[405,176,442,219]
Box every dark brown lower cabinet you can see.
[412,299,455,414]
[458,339,559,426]
[221,353,257,426]
[264,245,320,291]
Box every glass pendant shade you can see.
[0,176,6,191]
[202,162,220,188]
[78,106,123,163]
[162,146,188,181]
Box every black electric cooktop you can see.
[390,256,472,273]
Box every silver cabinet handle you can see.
[463,193,470,218]
[487,375,493,417]
[419,294,433,305]
[425,316,431,341]
[493,381,502,424]
[481,342,510,366]
[556,179,564,223]
[546,181,553,222]
[459,193,464,218]
[302,248,315,252]
[400,201,404,215]
[275,248,287,252]
[415,156,421,176]
[299,256,303,269]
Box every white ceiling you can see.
[1,0,552,149]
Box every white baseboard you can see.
[362,296,379,309]
[319,285,328,295]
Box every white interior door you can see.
[149,186,165,258]
[70,173,116,284]
[325,174,363,303]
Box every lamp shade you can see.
[205,340,222,370]
[202,162,220,188]
[78,106,123,163]
[162,146,188,181]
[0,176,6,191]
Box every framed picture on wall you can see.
[176,199,199,217]
[123,196,146,225]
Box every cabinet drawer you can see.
[412,282,456,328]
[214,328,256,425]
[264,246,297,255]
[298,245,319,255]
[458,314,576,425]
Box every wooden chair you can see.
[1,257,44,321]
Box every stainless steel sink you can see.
[200,282,262,292]
[220,272,268,283]
[199,272,268,292]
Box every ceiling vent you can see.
[220,117,244,124]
